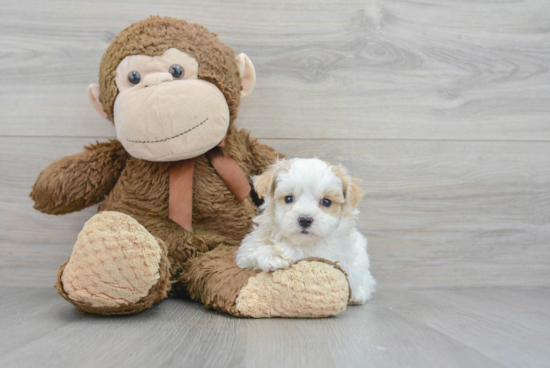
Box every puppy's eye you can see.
[321,198,332,207]
[169,64,184,79]
[128,71,141,85]
[284,196,294,204]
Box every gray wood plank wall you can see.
[1,0,549,288]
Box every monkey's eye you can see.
[284,196,294,204]
[169,64,184,79]
[321,198,332,207]
[128,71,141,85]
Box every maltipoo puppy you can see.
[236,158,376,304]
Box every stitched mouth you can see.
[126,117,208,144]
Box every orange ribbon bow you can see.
[168,138,251,232]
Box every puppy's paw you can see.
[272,242,304,264]
[258,255,290,272]
[348,286,371,305]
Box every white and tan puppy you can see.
[236,158,376,304]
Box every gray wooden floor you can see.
[1,287,549,368]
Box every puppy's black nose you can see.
[298,216,313,228]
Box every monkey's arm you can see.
[30,139,129,215]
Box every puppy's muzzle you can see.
[298,216,314,228]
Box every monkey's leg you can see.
[56,211,171,315]
[183,246,350,318]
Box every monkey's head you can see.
[87,16,255,162]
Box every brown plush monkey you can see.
[30,16,350,317]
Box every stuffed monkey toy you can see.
[30,16,350,317]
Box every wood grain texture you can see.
[1,137,549,288]
[1,0,549,290]
[1,3,549,366]
[1,0,549,140]
[1,287,549,368]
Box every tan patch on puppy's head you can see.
[330,164,364,210]
[253,158,291,199]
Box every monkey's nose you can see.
[143,73,173,87]
[298,216,314,228]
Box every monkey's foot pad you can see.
[57,211,170,315]
[235,259,350,318]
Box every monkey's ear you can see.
[235,53,256,99]
[87,84,108,120]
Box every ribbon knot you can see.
[168,139,251,232]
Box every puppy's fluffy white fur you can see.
[236,158,376,304]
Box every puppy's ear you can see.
[253,159,290,198]
[346,178,365,209]
[332,164,364,209]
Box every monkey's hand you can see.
[30,139,129,215]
